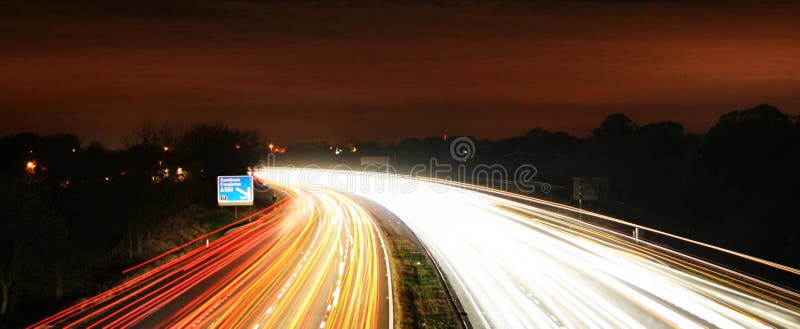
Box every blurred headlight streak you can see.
[256,167,800,329]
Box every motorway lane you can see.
[31,189,391,329]
[257,168,800,329]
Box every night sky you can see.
[2,1,799,147]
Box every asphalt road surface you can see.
[257,168,800,329]
[31,190,392,329]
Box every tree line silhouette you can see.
[1,104,799,325]
[0,123,262,325]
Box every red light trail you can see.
[30,190,391,329]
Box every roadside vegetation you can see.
[368,204,466,329]
[3,104,800,326]
[0,123,265,327]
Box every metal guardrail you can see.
[415,175,800,309]
[259,168,800,308]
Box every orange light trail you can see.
[30,188,390,329]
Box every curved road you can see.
[31,189,392,329]
[258,168,800,329]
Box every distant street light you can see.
[25,161,37,174]
[163,146,170,152]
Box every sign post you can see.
[218,176,254,218]
[573,177,608,223]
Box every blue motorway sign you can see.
[217,175,254,206]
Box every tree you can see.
[633,121,685,159]
[523,128,579,156]
[0,177,53,317]
[178,123,261,173]
[592,113,637,142]
[705,104,793,184]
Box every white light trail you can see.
[257,168,800,329]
